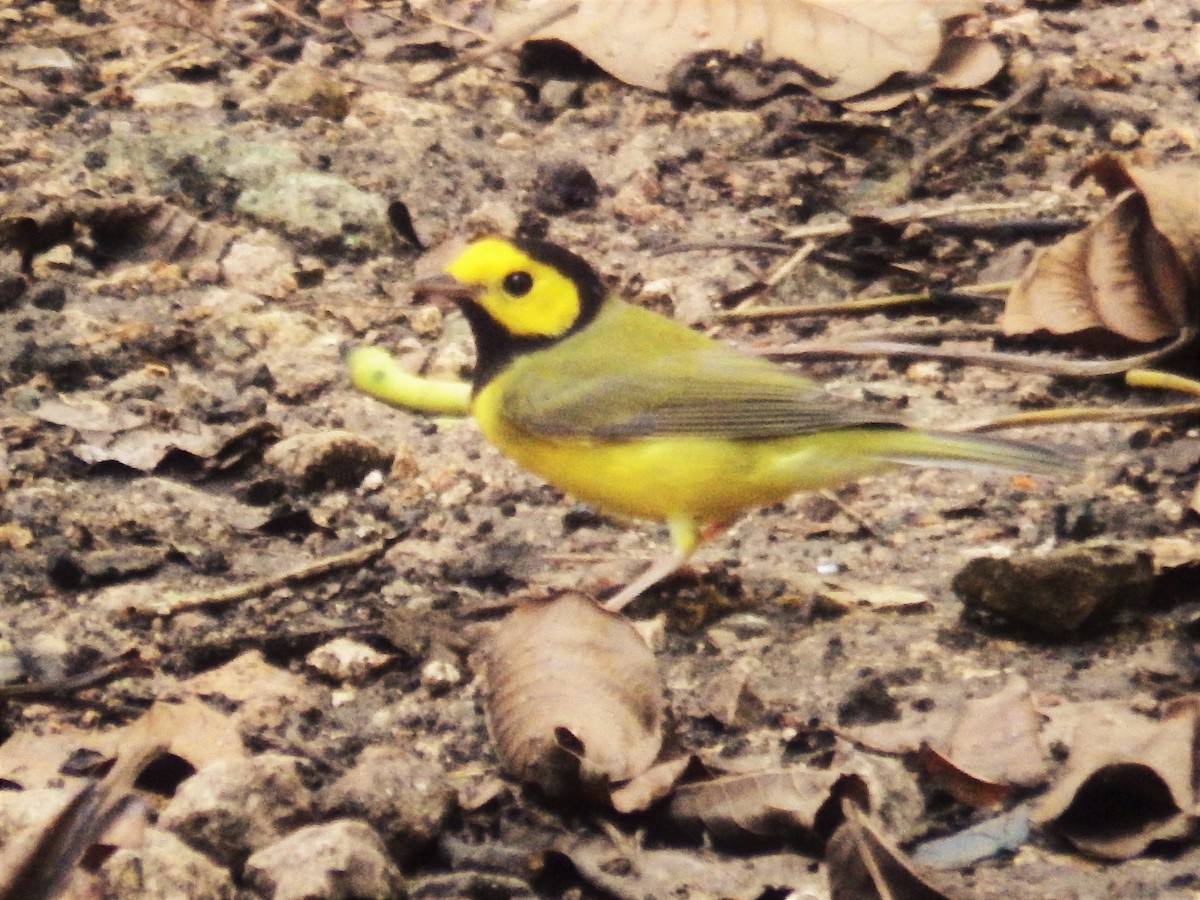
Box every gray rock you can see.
[264,430,393,492]
[317,746,455,863]
[953,542,1155,635]
[244,819,404,900]
[100,829,236,900]
[159,753,313,867]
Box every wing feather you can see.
[499,321,899,440]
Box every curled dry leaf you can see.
[1033,700,1197,860]
[510,0,997,109]
[609,755,692,815]
[826,800,954,900]
[482,592,664,801]
[919,676,1048,807]
[1002,156,1200,345]
[667,768,868,849]
[1,195,233,271]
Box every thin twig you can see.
[0,650,148,701]
[967,402,1200,432]
[147,537,392,616]
[902,69,1049,198]
[87,42,204,102]
[766,326,1196,377]
[410,9,492,42]
[764,241,817,288]
[846,323,1003,343]
[652,240,792,256]
[262,0,338,36]
[1126,368,1200,398]
[817,489,890,543]
[721,280,1013,322]
[780,200,1036,242]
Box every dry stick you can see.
[766,327,1196,378]
[411,8,492,42]
[964,370,1200,433]
[847,323,1004,343]
[262,0,338,36]
[779,200,1036,242]
[0,651,146,701]
[721,280,1013,322]
[816,489,889,542]
[726,242,819,311]
[149,537,391,616]
[967,401,1200,433]
[412,1,580,87]
[1126,368,1200,398]
[652,240,792,256]
[86,41,204,102]
[901,69,1049,199]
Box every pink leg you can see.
[601,518,734,614]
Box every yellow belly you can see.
[472,387,893,526]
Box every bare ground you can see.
[3,0,1200,898]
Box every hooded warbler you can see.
[398,236,1071,611]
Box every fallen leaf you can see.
[816,579,931,614]
[1002,157,1200,344]
[508,0,996,108]
[2,195,233,272]
[917,745,1011,809]
[0,742,158,900]
[826,800,954,900]
[667,768,868,849]
[919,676,1048,807]
[554,835,823,900]
[1033,701,1196,859]
[482,593,664,801]
[609,756,693,814]
[687,659,766,729]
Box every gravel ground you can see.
[2,1,1200,898]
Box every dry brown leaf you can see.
[826,800,954,900]
[945,677,1047,789]
[917,745,1011,809]
[0,743,158,900]
[1003,156,1200,344]
[1079,156,1200,284]
[554,836,822,900]
[609,755,693,814]
[1033,702,1196,859]
[919,676,1048,807]
[667,768,867,848]
[0,697,221,900]
[511,0,995,108]
[482,592,664,801]
[2,196,233,271]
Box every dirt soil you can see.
[3,1,1200,898]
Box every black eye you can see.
[503,271,533,297]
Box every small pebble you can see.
[245,820,404,900]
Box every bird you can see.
[401,235,1071,612]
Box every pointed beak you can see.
[409,273,481,308]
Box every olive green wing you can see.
[500,344,898,440]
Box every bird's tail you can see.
[869,428,1077,476]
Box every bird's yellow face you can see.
[445,238,584,339]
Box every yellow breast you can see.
[471,380,890,527]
